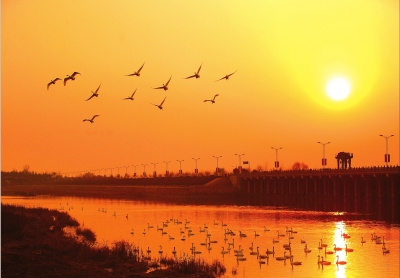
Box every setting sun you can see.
[326,77,351,101]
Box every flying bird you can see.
[47,78,62,90]
[184,64,202,79]
[64,72,81,86]
[203,94,219,104]
[153,76,172,91]
[83,115,99,123]
[85,84,101,101]
[151,97,167,110]
[125,63,145,76]
[215,70,237,81]
[122,89,137,100]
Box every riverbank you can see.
[1,177,238,201]
[1,204,226,277]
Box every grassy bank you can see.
[1,204,225,277]
[1,177,239,202]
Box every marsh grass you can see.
[1,204,226,277]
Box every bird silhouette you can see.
[153,76,172,91]
[151,97,167,110]
[86,84,101,101]
[203,94,219,104]
[125,63,145,76]
[215,70,237,81]
[184,64,202,79]
[123,89,137,100]
[47,78,62,90]
[83,115,99,123]
[64,72,81,86]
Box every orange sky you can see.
[1,1,399,175]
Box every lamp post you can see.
[379,134,394,166]
[177,160,184,176]
[235,153,245,173]
[192,158,200,176]
[132,164,138,178]
[141,164,148,177]
[271,147,282,169]
[110,167,114,177]
[163,161,171,177]
[151,162,158,178]
[318,142,330,169]
[213,156,222,176]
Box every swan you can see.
[47,78,62,90]
[259,253,269,259]
[151,96,167,110]
[86,84,101,101]
[146,247,151,254]
[290,256,302,266]
[184,64,202,79]
[324,247,334,255]
[304,244,312,253]
[199,227,206,232]
[203,94,219,104]
[142,229,146,235]
[361,237,366,244]
[264,226,270,232]
[193,247,202,254]
[249,242,254,251]
[266,247,274,255]
[272,238,279,243]
[181,235,186,241]
[382,244,390,254]
[130,229,134,235]
[277,231,285,237]
[125,62,145,76]
[148,223,153,229]
[283,238,291,248]
[123,89,137,101]
[158,245,163,254]
[221,221,227,227]
[153,76,171,91]
[275,252,287,261]
[345,244,353,252]
[234,245,243,254]
[250,246,259,256]
[221,247,229,255]
[333,244,343,251]
[169,235,175,240]
[237,256,247,261]
[215,70,237,81]
[228,238,234,247]
[254,231,260,237]
[318,255,331,265]
[83,115,99,123]
[301,239,306,244]
[64,71,80,86]
[320,239,327,248]
[239,231,247,237]
[172,247,177,255]
[336,255,347,265]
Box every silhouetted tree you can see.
[291,162,309,170]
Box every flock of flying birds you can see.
[47,64,237,123]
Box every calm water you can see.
[2,196,399,278]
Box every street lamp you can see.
[213,156,222,176]
[235,153,245,173]
[379,134,394,166]
[141,164,148,177]
[163,161,171,177]
[132,164,139,178]
[151,162,158,178]
[317,142,330,168]
[177,160,184,176]
[192,158,200,176]
[271,147,282,168]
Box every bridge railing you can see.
[236,165,400,178]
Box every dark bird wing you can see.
[91,115,99,121]
[63,76,70,86]
[197,64,202,74]
[137,63,145,73]
[160,96,167,107]
[185,74,196,79]
[71,72,81,77]
[165,76,172,86]
[215,76,226,82]
[94,84,101,94]
[213,94,219,101]
[227,70,237,77]
[86,94,95,101]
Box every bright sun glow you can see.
[326,77,351,101]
